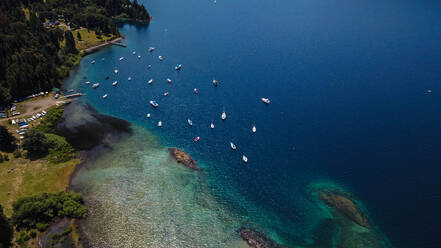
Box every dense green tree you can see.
[11,192,87,231]
[0,205,13,248]
[76,31,82,41]
[0,125,16,152]
[64,30,77,54]
[22,129,49,159]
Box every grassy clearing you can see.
[71,28,117,51]
[0,157,79,217]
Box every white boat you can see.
[163,92,169,96]
[221,111,226,120]
[112,81,118,86]
[214,0,216,4]
[102,94,108,99]
[114,69,118,74]
[175,64,182,70]
[230,142,236,150]
[194,88,199,94]
[92,83,100,88]
[188,119,193,126]
[252,125,256,133]
[138,55,141,59]
[91,60,95,64]
[210,123,214,129]
[128,77,132,81]
[101,58,105,61]
[119,57,124,61]
[85,81,91,85]
[242,155,248,163]
[147,113,151,118]
[213,78,219,86]
[150,100,159,108]
[261,98,271,104]
[148,79,153,84]
[148,47,155,52]
[167,78,172,83]
[132,51,136,55]
[158,55,163,61]
[147,65,152,69]
[158,121,162,127]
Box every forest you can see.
[0,0,150,107]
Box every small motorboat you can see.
[163,92,169,96]
[230,142,236,150]
[175,64,182,70]
[427,89,432,93]
[114,69,118,74]
[194,88,199,94]
[167,78,172,83]
[119,57,124,61]
[242,155,248,163]
[148,79,153,84]
[138,55,141,59]
[112,81,118,86]
[158,56,163,61]
[213,78,219,86]
[128,77,132,81]
[150,100,159,108]
[158,121,162,127]
[147,113,151,118]
[188,119,193,126]
[105,76,110,80]
[194,136,200,142]
[210,123,215,129]
[92,83,100,89]
[261,98,271,104]
[252,125,256,133]
[132,51,136,55]
[102,94,108,99]
[149,47,155,52]
[221,111,226,120]
[91,60,95,64]
[147,65,152,69]
[85,81,91,85]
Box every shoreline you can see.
[83,36,124,55]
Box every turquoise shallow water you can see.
[68,0,441,247]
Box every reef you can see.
[238,228,283,248]
[318,190,370,228]
[168,148,200,171]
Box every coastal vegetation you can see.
[11,191,87,231]
[0,0,150,107]
[0,205,13,248]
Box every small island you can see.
[318,189,371,228]
[168,148,200,171]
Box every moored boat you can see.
[148,79,153,84]
[252,125,256,133]
[147,113,151,118]
[194,136,200,142]
[119,57,124,61]
[194,88,199,94]
[175,64,182,70]
[213,78,219,86]
[261,98,271,104]
[132,51,136,55]
[221,111,226,120]
[167,78,172,83]
[114,69,118,74]
[85,81,91,85]
[112,81,118,86]
[92,83,100,89]
[242,155,248,163]
[128,77,132,81]
[91,60,95,64]
[188,119,193,126]
[102,94,108,99]
[210,123,215,129]
[158,121,162,127]
[138,55,141,59]
[158,55,163,61]
[150,100,159,108]
[148,47,155,52]
[230,142,236,150]
[163,92,169,96]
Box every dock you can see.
[64,93,85,99]
[110,41,127,47]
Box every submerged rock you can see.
[238,228,283,248]
[318,190,370,228]
[168,148,199,171]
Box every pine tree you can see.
[65,30,77,54]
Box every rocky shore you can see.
[168,148,200,171]
[238,228,283,248]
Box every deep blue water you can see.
[70,0,441,246]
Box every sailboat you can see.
[230,142,236,150]
[242,155,248,163]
